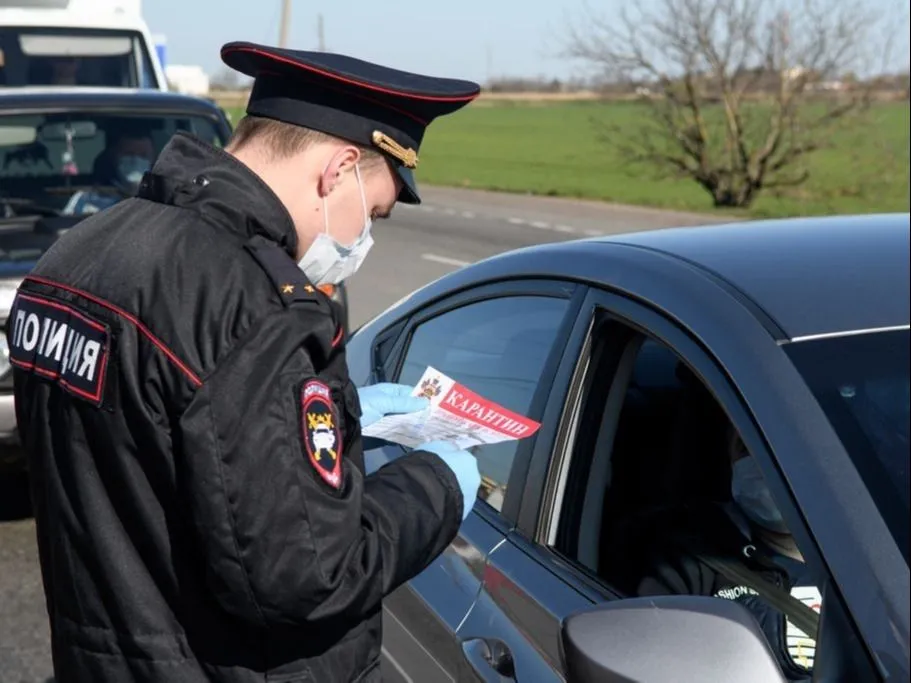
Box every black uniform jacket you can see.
[7,132,464,683]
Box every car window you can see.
[0,27,156,88]
[0,110,228,218]
[398,295,570,512]
[784,329,909,562]
[552,320,824,678]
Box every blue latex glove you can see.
[358,383,429,429]
[416,440,481,521]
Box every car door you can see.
[454,286,623,682]
[351,279,582,682]
[462,285,880,683]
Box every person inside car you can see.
[94,124,156,192]
[632,366,820,681]
[61,125,155,215]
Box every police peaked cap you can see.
[220,41,481,204]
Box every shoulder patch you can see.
[8,292,110,406]
[244,238,321,307]
[300,380,343,489]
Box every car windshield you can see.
[0,109,228,217]
[0,26,158,88]
[784,328,910,561]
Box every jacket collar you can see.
[140,132,299,258]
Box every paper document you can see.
[362,366,542,449]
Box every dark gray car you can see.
[347,213,909,682]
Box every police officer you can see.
[7,41,482,683]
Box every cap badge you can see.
[371,131,419,169]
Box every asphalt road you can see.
[344,186,726,328]
[0,187,724,683]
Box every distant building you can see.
[165,64,210,96]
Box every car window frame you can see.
[510,285,881,676]
[370,277,584,529]
[532,288,826,576]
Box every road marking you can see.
[421,253,471,267]
[408,204,587,237]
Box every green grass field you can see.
[227,100,910,218]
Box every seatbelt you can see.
[697,553,820,640]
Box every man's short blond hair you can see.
[226,115,386,169]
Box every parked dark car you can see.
[0,87,350,472]
[347,213,909,683]
[0,222,54,471]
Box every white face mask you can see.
[298,163,374,286]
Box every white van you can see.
[0,0,167,89]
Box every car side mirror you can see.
[560,595,787,683]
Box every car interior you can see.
[0,27,153,88]
[560,311,807,581]
[551,314,826,677]
[2,116,169,176]
[1,114,227,217]
[26,55,135,88]
[606,346,736,593]
[559,326,735,590]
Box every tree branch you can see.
[562,0,896,208]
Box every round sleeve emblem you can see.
[301,380,343,489]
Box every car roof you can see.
[0,87,224,117]
[358,213,909,344]
[595,212,910,341]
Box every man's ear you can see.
[318,145,362,197]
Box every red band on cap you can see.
[222,46,479,103]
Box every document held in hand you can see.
[361,366,542,449]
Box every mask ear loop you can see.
[354,162,369,226]
[321,158,334,236]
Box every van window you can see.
[0,27,160,88]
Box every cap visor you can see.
[395,165,420,204]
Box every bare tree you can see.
[563,0,904,208]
